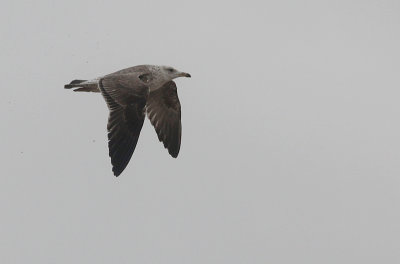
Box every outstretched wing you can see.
[99,74,149,176]
[146,81,182,158]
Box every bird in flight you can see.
[65,65,191,176]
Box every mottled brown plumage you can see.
[65,65,190,176]
[99,74,149,176]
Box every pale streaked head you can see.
[161,66,191,80]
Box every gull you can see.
[64,65,191,176]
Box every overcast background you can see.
[1,0,400,263]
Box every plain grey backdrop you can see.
[1,0,400,263]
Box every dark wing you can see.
[146,81,182,158]
[99,74,149,176]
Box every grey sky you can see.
[1,0,400,263]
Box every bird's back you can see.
[106,65,153,77]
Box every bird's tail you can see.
[64,79,99,92]
[64,79,87,89]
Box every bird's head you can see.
[161,66,191,80]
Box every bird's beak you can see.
[180,72,191,78]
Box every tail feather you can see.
[70,79,87,85]
[73,87,99,92]
[64,79,100,92]
[64,79,87,89]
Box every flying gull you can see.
[64,65,191,176]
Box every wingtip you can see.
[169,151,179,158]
[113,169,122,177]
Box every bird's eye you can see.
[167,68,174,73]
